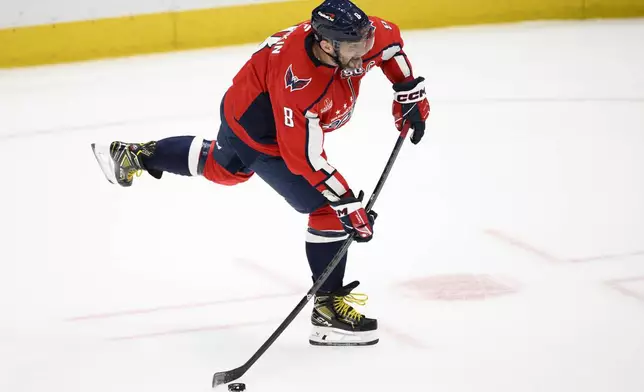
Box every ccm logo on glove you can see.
[395,88,427,103]
[392,76,430,145]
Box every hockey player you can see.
[91,0,430,346]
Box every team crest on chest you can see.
[285,64,312,92]
[322,101,355,131]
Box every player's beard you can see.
[340,57,363,72]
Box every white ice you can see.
[1,18,644,392]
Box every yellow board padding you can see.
[0,13,176,68]
[358,0,586,30]
[585,0,644,18]
[1,0,644,68]
[0,1,319,68]
[175,1,318,50]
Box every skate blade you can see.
[309,339,379,347]
[91,143,117,185]
[309,326,379,347]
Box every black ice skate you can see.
[91,141,159,187]
[310,281,378,346]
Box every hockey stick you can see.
[212,127,410,388]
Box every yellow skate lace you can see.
[127,169,143,181]
[123,149,145,182]
[333,293,368,321]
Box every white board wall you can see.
[0,0,290,28]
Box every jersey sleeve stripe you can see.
[301,75,335,173]
[313,168,335,187]
[393,54,412,78]
[382,45,402,61]
[324,173,348,196]
[305,113,335,173]
[313,169,348,199]
[365,42,402,62]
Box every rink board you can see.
[1,0,643,68]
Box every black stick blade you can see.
[212,367,245,388]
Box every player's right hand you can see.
[329,190,377,243]
[392,76,430,144]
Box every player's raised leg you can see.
[91,133,253,187]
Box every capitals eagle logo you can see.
[285,64,312,92]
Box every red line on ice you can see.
[605,276,644,305]
[484,229,564,263]
[107,320,278,341]
[66,292,298,322]
[570,250,644,262]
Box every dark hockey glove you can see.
[329,190,377,243]
[392,76,430,144]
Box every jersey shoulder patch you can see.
[284,64,313,92]
[365,16,404,61]
[269,30,334,111]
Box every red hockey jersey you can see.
[223,17,414,201]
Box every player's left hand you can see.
[329,190,377,243]
[392,76,430,144]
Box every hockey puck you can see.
[228,383,246,392]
